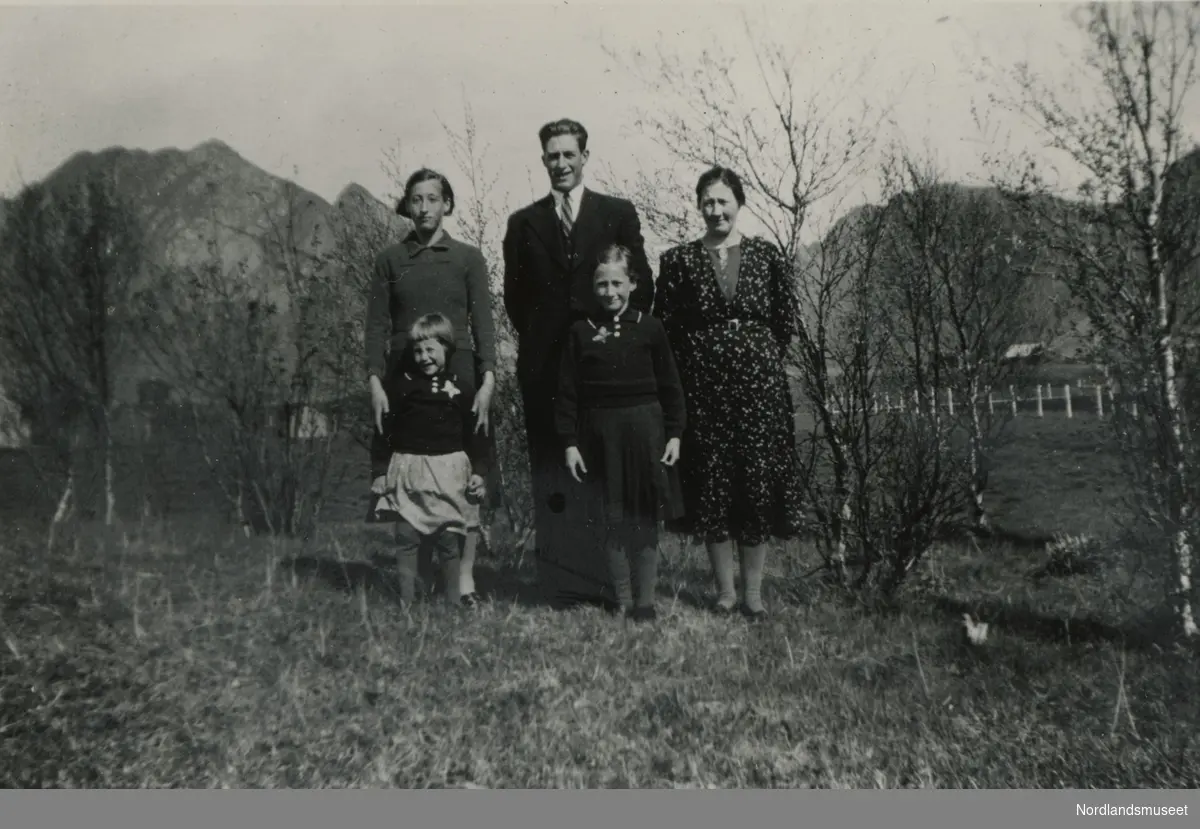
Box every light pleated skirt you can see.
[370,451,480,535]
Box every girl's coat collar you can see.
[586,307,641,343]
[587,306,642,328]
[402,368,454,384]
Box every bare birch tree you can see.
[878,148,1054,533]
[437,93,535,556]
[792,202,897,581]
[984,2,1200,636]
[0,168,144,544]
[603,8,888,263]
[135,181,359,537]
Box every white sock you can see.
[459,531,479,595]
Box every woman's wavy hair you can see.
[695,166,746,208]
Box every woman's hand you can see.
[565,447,587,482]
[472,371,495,436]
[369,375,389,435]
[466,474,486,502]
[661,437,681,466]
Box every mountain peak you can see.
[333,181,412,236]
[334,182,378,207]
[187,139,243,163]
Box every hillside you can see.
[798,182,1096,360]
[32,140,409,296]
[0,141,410,411]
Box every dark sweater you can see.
[365,230,497,380]
[555,307,687,448]
[382,366,491,476]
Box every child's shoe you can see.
[740,603,769,623]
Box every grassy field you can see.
[1,413,1198,788]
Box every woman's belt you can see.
[688,317,769,333]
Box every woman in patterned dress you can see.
[655,166,804,620]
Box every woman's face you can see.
[593,263,634,314]
[699,181,740,236]
[412,337,448,375]
[406,179,450,235]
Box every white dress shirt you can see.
[551,182,586,225]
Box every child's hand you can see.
[661,437,681,466]
[466,474,486,501]
[565,447,587,482]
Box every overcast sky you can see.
[0,1,1169,242]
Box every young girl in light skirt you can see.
[370,313,491,606]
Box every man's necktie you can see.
[559,192,575,261]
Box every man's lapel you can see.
[528,194,570,271]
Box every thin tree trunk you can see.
[236,478,250,537]
[967,381,991,534]
[103,405,115,526]
[819,393,850,578]
[48,466,75,554]
[1159,306,1198,636]
[1150,167,1197,636]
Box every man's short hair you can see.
[538,119,588,153]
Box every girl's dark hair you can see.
[407,313,457,360]
[396,168,455,217]
[695,166,746,208]
[595,243,636,282]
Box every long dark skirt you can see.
[572,401,686,542]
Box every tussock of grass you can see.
[1,516,1196,789]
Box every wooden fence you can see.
[798,377,1143,421]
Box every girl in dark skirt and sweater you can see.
[371,313,491,606]
[555,244,687,621]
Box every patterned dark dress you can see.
[655,236,804,547]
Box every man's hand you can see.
[565,446,587,482]
[467,474,486,502]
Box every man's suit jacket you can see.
[503,188,654,391]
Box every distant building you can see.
[289,405,330,439]
[1002,342,1046,363]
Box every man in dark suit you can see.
[503,118,654,609]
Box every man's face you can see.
[541,134,588,193]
